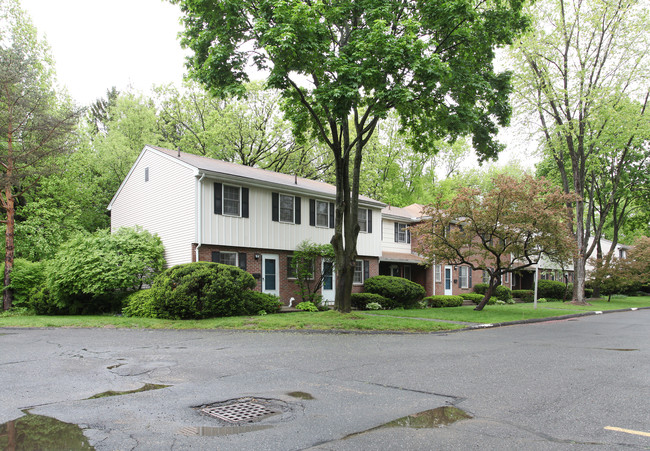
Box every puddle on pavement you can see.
[86,383,170,399]
[0,413,93,450]
[287,391,315,400]
[344,406,472,439]
[178,425,272,436]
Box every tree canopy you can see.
[172,0,528,311]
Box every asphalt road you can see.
[1,309,649,450]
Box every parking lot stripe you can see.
[605,426,650,438]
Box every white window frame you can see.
[358,208,368,233]
[220,251,238,266]
[459,266,469,289]
[279,194,295,224]
[316,200,329,228]
[222,185,241,217]
[353,260,364,284]
[396,223,408,243]
[435,265,442,283]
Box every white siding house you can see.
[108,145,385,303]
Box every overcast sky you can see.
[20,0,189,106]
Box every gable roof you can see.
[109,145,386,210]
[381,203,425,222]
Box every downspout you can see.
[195,172,206,262]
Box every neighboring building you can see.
[108,145,385,305]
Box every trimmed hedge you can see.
[470,296,498,306]
[495,285,513,302]
[425,295,463,308]
[242,291,282,314]
[538,280,568,300]
[363,276,425,309]
[512,290,534,302]
[461,293,485,303]
[473,283,489,295]
[351,292,391,310]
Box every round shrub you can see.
[363,276,425,309]
[473,283,489,295]
[351,292,391,310]
[537,280,568,300]
[469,296,498,306]
[296,301,319,312]
[365,302,382,310]
[425,295,463,308]
[512,290,534,302]
[495,285,513,302]
[145,262,256,319]
[122,290,157,318]
[242,291,282,315]
[2,259,46,310]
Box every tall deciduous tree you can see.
[0,0,80,310]
[511,0,649,304]
[171,0,528,311]
[413,175,576,311]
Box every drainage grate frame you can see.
[201,400,279,424]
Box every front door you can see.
[262,254,279,296]
[321,260,335,306]
[444,266,453,295]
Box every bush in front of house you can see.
[363,276,425,309]
[537,280,568,300]
[495,285,514,303]
[241,291,282,315]
[461,293,484,303]
[126,262,256,319]
[1,259,46,310]
[351,292,391,310]
[512,290,534,302]
[37,227,165,314]
[425,295,464,308]
[473,283,489,295]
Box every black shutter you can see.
[238,253,247,271]
[407,228,411,244]
[309,199,315,226]
[394,223,399,242]
[295,196,301,224]
[367,209,372,233]
[363,260,370,282]
[211,251,221,263]
[469,267,473,288]
[214,183,222,215]
[272,192,279,222]
[329,202,335,228]
[242,187,249,218]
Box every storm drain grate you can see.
[201,401,278,423]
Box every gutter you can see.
[195,171,206,262]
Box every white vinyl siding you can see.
[381,219,412,254]
[201,187,382,257]
[110,149,195,268]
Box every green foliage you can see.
[122,289,157,318]
[43,227,165,314]
[473,284,489,295]
[296,301,319,312]
[365,302,382,310]
[2,259,45,309]
[495,285,513,302]
[461,293,485,303]
[351,292,391,310]
[241,291,282,315]
[290,240,335,305]
[512,290,534,302]
[364,276,425,309]
[537,280,568,300]
[142,262,256,319]
[425,295,464,308]
[470,296,498,306]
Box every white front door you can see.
[262,254,279,296]
[321,260,335,306]
[444,266,453,295]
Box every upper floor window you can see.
[272,193,301,224]
[316,200,329,227]
[619,249,627,259]
[280,194,295,223]
[214,182,249,218]
[394,222,410,243]
[358,208,372,233]
[144,167,149,182]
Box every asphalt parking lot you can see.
[2,309,649,450]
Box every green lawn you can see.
[1,296,648,332]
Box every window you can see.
[354,260,370,284]
[280,194,294,223]
[316,200,329,227]
[482,270,490,284]
[223,185,240,216]
[220,251,238,266]
[503,272,509,284]
[403,265,411,281]
[144,167,149,182]
[458,266,471,289]
[390,265,400,277]
[394,223,410,243]
[435,265,442,283]
[619,249,627,259]
[358,208,372,233]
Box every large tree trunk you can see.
[592,241,603,298]
[475,274,499,311]
[3,188,15,311]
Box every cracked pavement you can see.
[1,309,649,450]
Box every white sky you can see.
[20,0,189,106]
[18,0,536,169]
